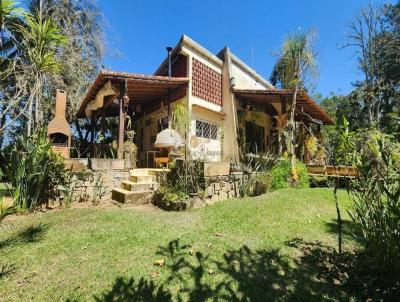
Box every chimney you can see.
[48,89,71,158]
[166,47,172,77]
[55,89,67,118]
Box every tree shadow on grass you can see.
[0,264,16,280]
[93,277,172,302]
[0,223,48,250]
[0,223,48,282]
[325,219,363,244]
[92,238,381,302]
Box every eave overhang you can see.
[77,70,189,118]
[233,89,334,125]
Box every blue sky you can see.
[98,0,392,97]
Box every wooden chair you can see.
[154,157,169,168]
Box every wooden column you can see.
[302,124,309,164]
[281,96,287,114]
[118,79,128,159]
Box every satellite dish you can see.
[154,128,184,149]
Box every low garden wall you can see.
[67,170,129,203]
[152,172,245,211]
[63,158,128,203]
[203,173,243,205]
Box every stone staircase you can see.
[111,168,166,205]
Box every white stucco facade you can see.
[179,36,277,163]
[136,35,279,165]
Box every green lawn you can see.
[0,188,360,301]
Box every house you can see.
[77,35,333,167]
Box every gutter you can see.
[180,35,223,67]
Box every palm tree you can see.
[271,30,317,182]
[17,12,66,135]
[0,0,25,141]
[0,0,25,77]
[0,0,24,51]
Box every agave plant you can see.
[0,129,66,211]
[0,196,14,223]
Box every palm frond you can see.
[273,29,317,89]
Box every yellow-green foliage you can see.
[305,136,318,156]
[270,159,309,190]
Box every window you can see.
[196,120,218,140]
[245,121,265,153]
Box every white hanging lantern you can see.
[154,128,184,149]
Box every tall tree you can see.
[28,0,105,145]
[0,0,105,144]
[339,2,400,138]
[271,30,317,181]
[0,0,25,143]
[17,12,66,135]
[345,3,398,129]
[379,2,400,137]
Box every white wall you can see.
[180,42,224,162]
[231,63,269,90]
[190,107,222,162]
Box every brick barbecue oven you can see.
[48,90,71,158]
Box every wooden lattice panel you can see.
[172,55,187,77]
[192,58,222,105]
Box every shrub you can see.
[309,175,329,187]
[0,130,67,212]
[270,159,309,190]
[166,159,204,194]
[247,173,271,196]
[231,152,277,197]
[152,186,190,211]
[153,161,191,211]
[161,186,189,203]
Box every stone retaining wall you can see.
[69,169,129,202]
[203,173,244,205]
[63,158,129,202]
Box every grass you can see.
[0,188,361,301]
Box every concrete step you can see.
[111,187,154,205]
[130,168,170,177]
[121,180,159,192]
[129,175,156,183]
[130,168,156,177]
